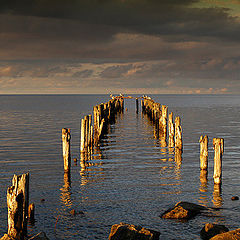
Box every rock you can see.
[231,196,239,201]
[29,232,50,240]
[108,222,160,240]
[161,201,206,219]
[210,228,240,240]
[200,223,229,240]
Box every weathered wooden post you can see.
[6,173,29,240]
[62,128,71,172]
[213,138,224,185]
[159,105,168,135]
[136,98,139,113]
[141,98,144,113]
[84,115,89,149]
[175,116,182,151]
[199,135,208,170]
[168,112,174,148]
[80,118,86,152]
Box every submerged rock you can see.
[210,228,240,240]
[108,222,160,240]
[161,201,206,220]
[200,223,229,240]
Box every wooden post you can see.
[168,112,174,148]
[28,203,35,224]
[175,116,182,151]
[62,128,71,172]
[80,119,86,152]
[84,115,89,149]
[136,98,139,113]
[159,105,168,135]
[199,135,208,170]
[213,138,224,184]
[7,173,29,240]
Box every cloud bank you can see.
[0,0,240,93]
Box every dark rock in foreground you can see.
[200,223,229,240]
[161,201,207,219]
[108,222,160,240]
[209,228,240,240]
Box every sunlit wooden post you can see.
[168,112,174,147]
[80,118,86,152]
[213,138,224,184]
[62,128,71,172]
[175,116,182,151]
[7,173,29,240]
[84,115,89,149]
[159,105,168,135]
[199,135,208,170]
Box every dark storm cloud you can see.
[1,0,240,93]
[0,0,238,42]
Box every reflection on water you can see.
[198,170,208,207]
[60,172,72,208]
[213,184,223,208]
[80,147,104,186]
[199,170,208,193]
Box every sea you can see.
[0,94,240,240]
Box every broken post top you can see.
[213,138,224,154]
[62,128,71,135]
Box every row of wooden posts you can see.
[141,96,183,152]
[200,136,224,185]
[62,96,124,173]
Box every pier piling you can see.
[213,138,224,184]
[199,135,208,170]
[7,173,29,240]
[62,128,71,172]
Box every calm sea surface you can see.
[1,94,240,240]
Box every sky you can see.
[1,0,240,94]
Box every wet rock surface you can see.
[161,201,207,219]
[209,228,240,240]
[200,223,229,240]
[108,222,160,240]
